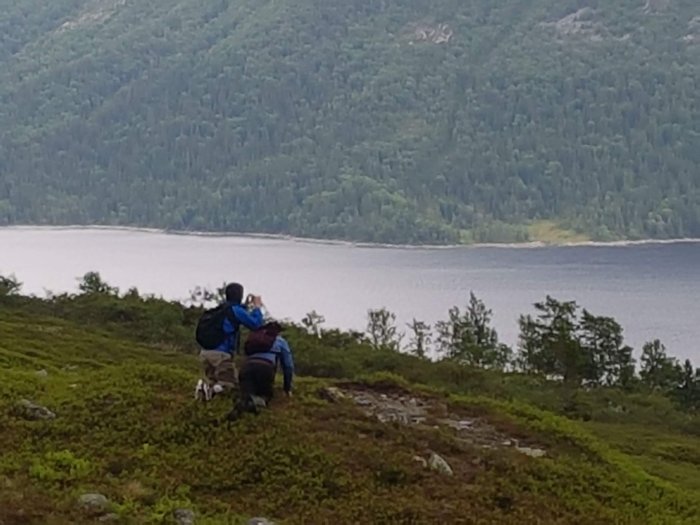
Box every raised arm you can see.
[231,305,264,330]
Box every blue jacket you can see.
[215,305,264,354]
[250,336,295,393]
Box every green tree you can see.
[639,340,683,390]
[366,308,402,352]
[578,311,635,388]
[674,360,700,411]
[406,319,431,359]
[517,297,583,384]
[436,293,511,370]
[0,274,22,296]
[302,310,326,338]
[435,307,472,360]
[77,272,118,296]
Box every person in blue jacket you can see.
[229,329,295,419]
[195,282,264,401]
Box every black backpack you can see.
[195,303,239,350]
[244,322,284,356]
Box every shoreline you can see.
[3,224,700,250]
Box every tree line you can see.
[305,292,700,411]
[3,270,697,411]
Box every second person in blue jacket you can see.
[230,332,295,418]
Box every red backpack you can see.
[244,322,284,356]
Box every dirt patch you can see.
[320,386,547,457]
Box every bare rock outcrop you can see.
[405,23,454,44]
[543,8,607,42]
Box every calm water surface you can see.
[2,228,698,361]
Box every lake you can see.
[1,227,699,362]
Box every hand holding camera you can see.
[245,294,263,309]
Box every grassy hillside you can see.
[1,291,699,524]
[0,0,699,244]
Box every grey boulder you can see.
[516,446,547,458]
[77,493,109,514]
[18,399,56,420]
[173,509,196,525]
[428,452,454,476]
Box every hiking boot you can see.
[195,380,214,402]
[203,382,213,401]
[248,394,267,414]
[212,384,225,398]
[227,397,249,422]
[194,379,206,401]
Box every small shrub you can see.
[29,450,92,483]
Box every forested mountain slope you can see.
[1,0,698,243]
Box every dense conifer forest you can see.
[1,0,698,243]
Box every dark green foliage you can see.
[77,271,119,296]
[674,359,700,411]
[406,318,431,359]
[578,310,636,387]
[640,339,684,390]
[0,273,21,296]
[1,0,699,243]
[517,296,637,387]
[366,308,402,351]
[435,293,511,370]
[518,297,581,382]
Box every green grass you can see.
[527,221,592,245]
[584,421,700,494]
[1,294,699,524]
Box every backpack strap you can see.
[223,302,242,353]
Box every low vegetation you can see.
[1,273,698,524]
